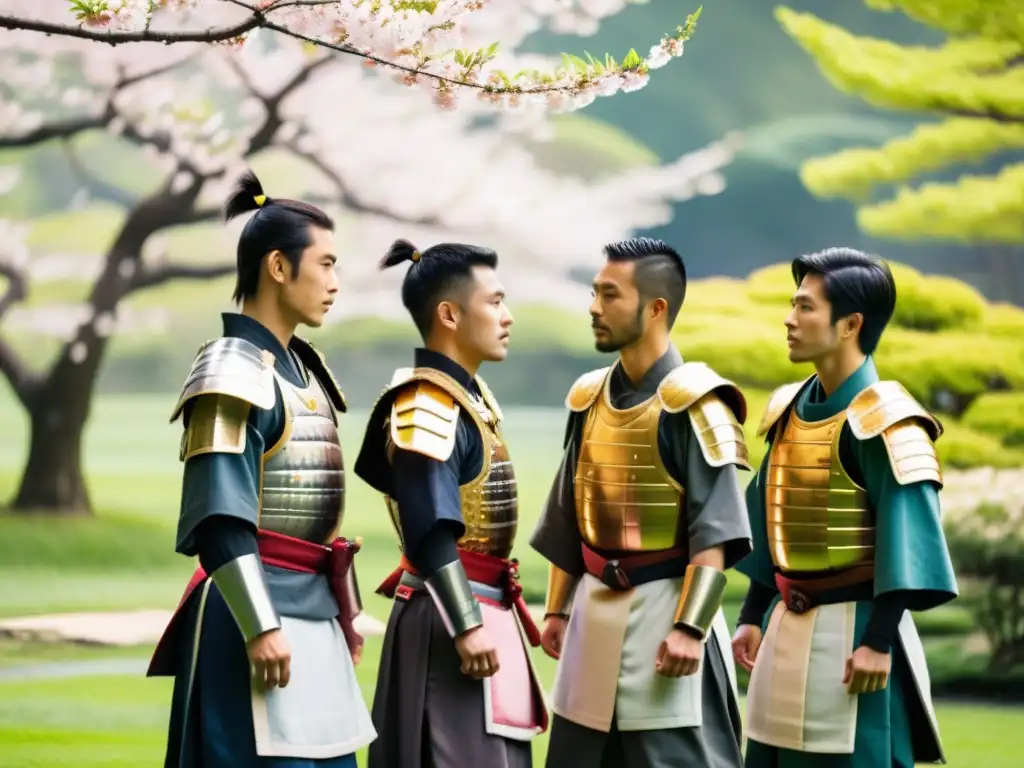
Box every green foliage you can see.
[943,501,1024,670]
[864,0,1024,41]
[933,420,1024,469]
[982,303,1024,338]
[801,119,1024,201]
[961,392,1024,447]
[776,4,1024,244]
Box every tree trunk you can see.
[4,185,202,516]
[10,391,90,515]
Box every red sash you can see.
[147,530,362,677]
[377,548,541,648]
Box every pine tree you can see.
[776,0,1024,244]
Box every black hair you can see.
[604,237,687,327]
[379,238,499,339]
[224,169,334,303]
[791,247,896,355]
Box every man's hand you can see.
[843,645,891,694]
[731,624,763,673]
[541,615,567,660]
[350,640,364,666]
[655,628,703,678]
[248,628,291,691]
[454,625,500,679]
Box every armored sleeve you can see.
[173,339,287,643]
[389,384,486,638]
[529,411,587,618]
[530,367,610,618]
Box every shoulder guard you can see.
[755,377,814,438]
[170,337,277,424]
[847,381,944,487]
[180,393,251,461]
[390,379,461,462]
[657,362,748,424]
[290,335,347,413]
[566,367,611,412]
[474,375,504,424]
[687,392,752,470]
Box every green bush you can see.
[874,329,1024,410]
[935,421,1024,469]
[983,302,1024,339]
[962,392,1024,447]
[887,263,986,332]
[943,502,1024,670]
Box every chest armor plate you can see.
[765,410,873,573]
[574,392,684,551]
[458,403,518,559]
[259,371,345,544]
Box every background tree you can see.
[0,2,737,516]
[775,0,1024,297]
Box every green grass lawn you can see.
[0,391,1021,765]
[1,637,1022,768]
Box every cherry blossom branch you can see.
[1,2,702,110]
[128,261,235,292]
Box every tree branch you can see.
[0,12,263,45]
[61,139,139,208]
[292,144,443,227]
[128,261,235,293]
[0,113,110,149]
[0,260,28,322]
[0,261,38,405]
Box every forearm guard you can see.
[673,564,728,641]
[424,560,483,638]
[544,564,578,618]
[210,554,281,642]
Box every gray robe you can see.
[530,346,752,768]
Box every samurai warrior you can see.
[148,171,375,767]
[354,239,547,768]
[732,247,959,768]
[531,237,751,767]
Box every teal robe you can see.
[737,357,958,768]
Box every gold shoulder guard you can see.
[291,335,347,413]
[390,380,461,462]
[847,381,944,487]
[474,375,504,424]
[658,363,750,470]
[755,377,813,437]
[566,367,611,412]
[179,393,251,462]
[169,337,276,424]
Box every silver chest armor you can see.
[259,370,345,544]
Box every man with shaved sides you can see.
[531,236,751,767]
[355,239,547,768]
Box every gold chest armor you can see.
[383,368,518,559]
[458,401,518,559]
[764,406,874,573]
[575,392,684,552]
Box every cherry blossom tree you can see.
[0,1,739,515]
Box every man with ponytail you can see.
[148,171,376,767]
[355,239,545,768]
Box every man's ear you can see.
[437,300,459,332]
[265,250,290,285]
[649,297,668,322]
[841,312,864,340]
